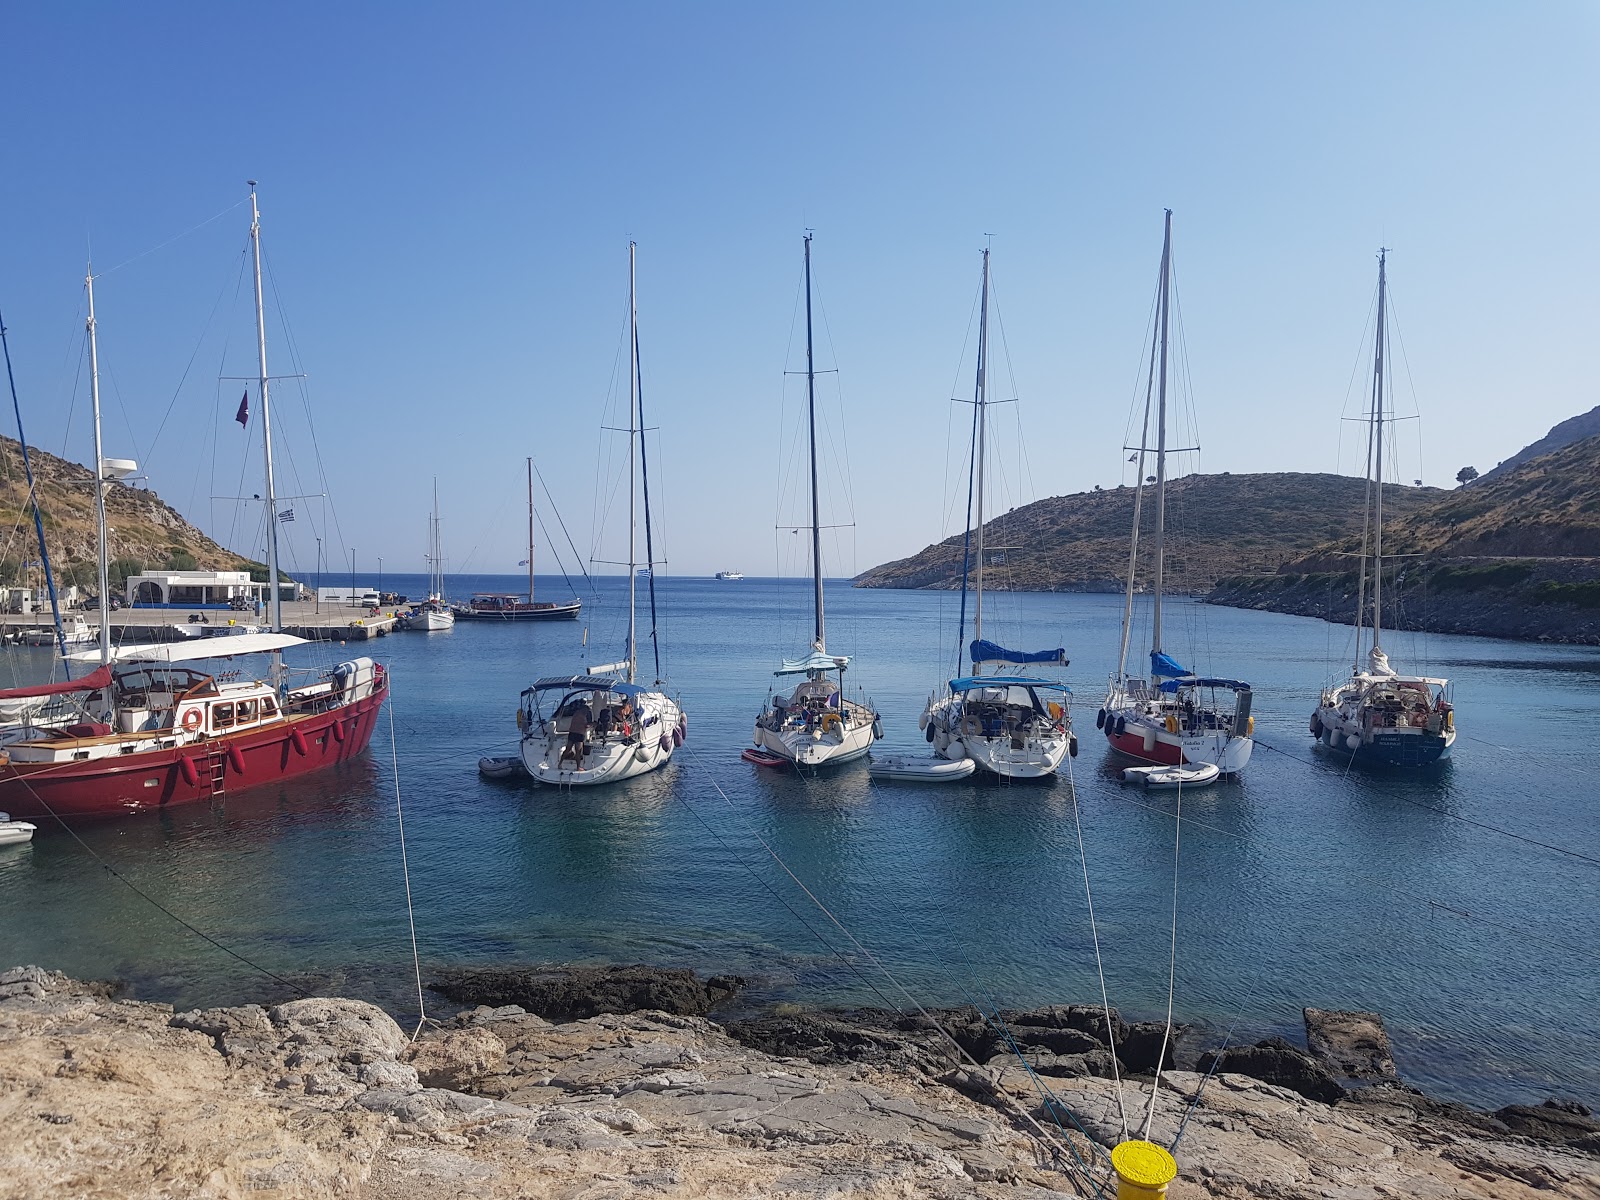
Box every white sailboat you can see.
[402,479,454,631]
[920,248,1074,780]
[517,243,685,786]
[753,234,880,771]
[1101,211,1253,776]
[1310,250,1455,767]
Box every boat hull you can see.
[455,603,580,621]
[1312,720,1454,768]
[1101,716,1254,774]
[523,693,683,786]
[0,680,389,822]
[753,713,876,771]
[404,609,455,631]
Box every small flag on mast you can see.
[277,508,295,524]
[235,388,249,427]
[517,559,530,566]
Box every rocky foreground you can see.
[1,965,1597,1199]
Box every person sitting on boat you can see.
[560,700,592,767]
[616,697,636,740]
[594,703,615,740]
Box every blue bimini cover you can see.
[1158,676,1250,693]
[1150,650,1192,678]
[970,640,1068,666]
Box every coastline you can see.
[4,964,1596,1199]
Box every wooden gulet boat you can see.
[0,184,390,821]
[454,460,581,621]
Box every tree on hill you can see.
[1456,466,1480,487]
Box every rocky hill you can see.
[1478,403,1600,485]
[0,434,249,589]
[1206,436,1600,643]
[855,472,1445,593]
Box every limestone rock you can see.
[1303,1006,1397,1079]
[405,1025,508,1090]
[1198,1036,1346,1104]
[269,996,409,1063]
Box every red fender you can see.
[289,726,308,756]
[179,756,199,786]
[227,743,246,774]
[330,718,346,744]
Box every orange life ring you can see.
[181,709,203,732]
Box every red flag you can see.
[235,388,249,427]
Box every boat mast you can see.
[971,247,990,673]
[526,458,535,605]
[626,241,638,684]
[85,266,111,666]
[1148,209,1173,681]
[803,233,825,653]
[1370,248,1389,660]
[432,476,442,600]
[248,184,283,632]
[1116,299,1160,684]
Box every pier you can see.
[1,601,400,645]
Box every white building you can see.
[316,586,382,606]
[126,570,292,607]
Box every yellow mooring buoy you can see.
[1111,1139,1177,1199]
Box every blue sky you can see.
[1,2,1595,580]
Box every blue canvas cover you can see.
[970,640,1067,666]
[949,676,1071,693]
[1150,650,1192,678]
[1157,676,1250,693]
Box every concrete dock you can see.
[1,601,400,644]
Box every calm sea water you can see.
[0,572,1595,1110]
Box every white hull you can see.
[1122,762,1220,789]
[1101,683,1253,774]
[21,625,96,646]
[0,819,36,846]
[923,692,1071,780]
[868,753,976,783]
[404,608,455,632]
[523,690,683,787]
[754,691,878,771]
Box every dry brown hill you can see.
[855,472,1445,592]
[0,434,250,590]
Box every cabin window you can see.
[260,697,278,718]
[212,703,235,730]
[236,699,258,725]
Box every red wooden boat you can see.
[0,633,388,822]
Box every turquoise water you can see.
[0,573,1595,1110]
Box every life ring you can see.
[960,713,982,737]
[1164,715,1178,735]
[181,709,203,732]
[1246,716,1255,737]
[819,711,842,733]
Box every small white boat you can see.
[715,570,744,580]
[21,619,96,646]
[478,756,525,779]
[1121,762,1221,789]
[0,813,37,846]
[869,754,977,783]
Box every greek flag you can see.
[277,508,295,524]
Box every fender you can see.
[289,726,308,756]
[226,743,246,775]
[179,756,199,786]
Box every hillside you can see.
[1477,402,1600,485]
[854,472,1445,592]
[1206,435,1600,644]
[0,435,250,589]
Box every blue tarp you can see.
[1156,676,1251,693]
[970,640,1067,666]
[525,675,647,697]
[1151,650,1192,678]
[949,676,1072,693]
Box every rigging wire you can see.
[386,695,431,1039]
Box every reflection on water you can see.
[0,575,1595,1110]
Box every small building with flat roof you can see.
[126,570,291,607]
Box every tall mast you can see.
[1148,209,1173,677]
[1370,248,1389,658]
[1116,309,1160,682]
[526,458,535,604]
[248,184,283,632]
[803,234,825,652]
[971,248,990,671]
[626,241,638,684]
[85,267,111,666]
[432,476,442,600]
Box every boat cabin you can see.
[521,675,652,742]
[949,677,1069,739]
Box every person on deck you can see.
[560,700,592,768]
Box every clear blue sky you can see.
[2,2,1595,580]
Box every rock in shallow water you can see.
[1304,1006,1398,1079]
[429,964,744,1020]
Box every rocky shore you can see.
[2,964,1597,1199]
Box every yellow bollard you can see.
[1111,1140,1177,1199]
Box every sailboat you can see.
[455,460,580,620]
[517,243,686,786]
[752,234,880,771]
[920,248,1074,780]
[402,479,455,631]
[1310,250,1455,767]
[1100,211,1253,775]
[0,185,390,821]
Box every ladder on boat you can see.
[205,743,227,799]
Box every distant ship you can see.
[714,570,744,580]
